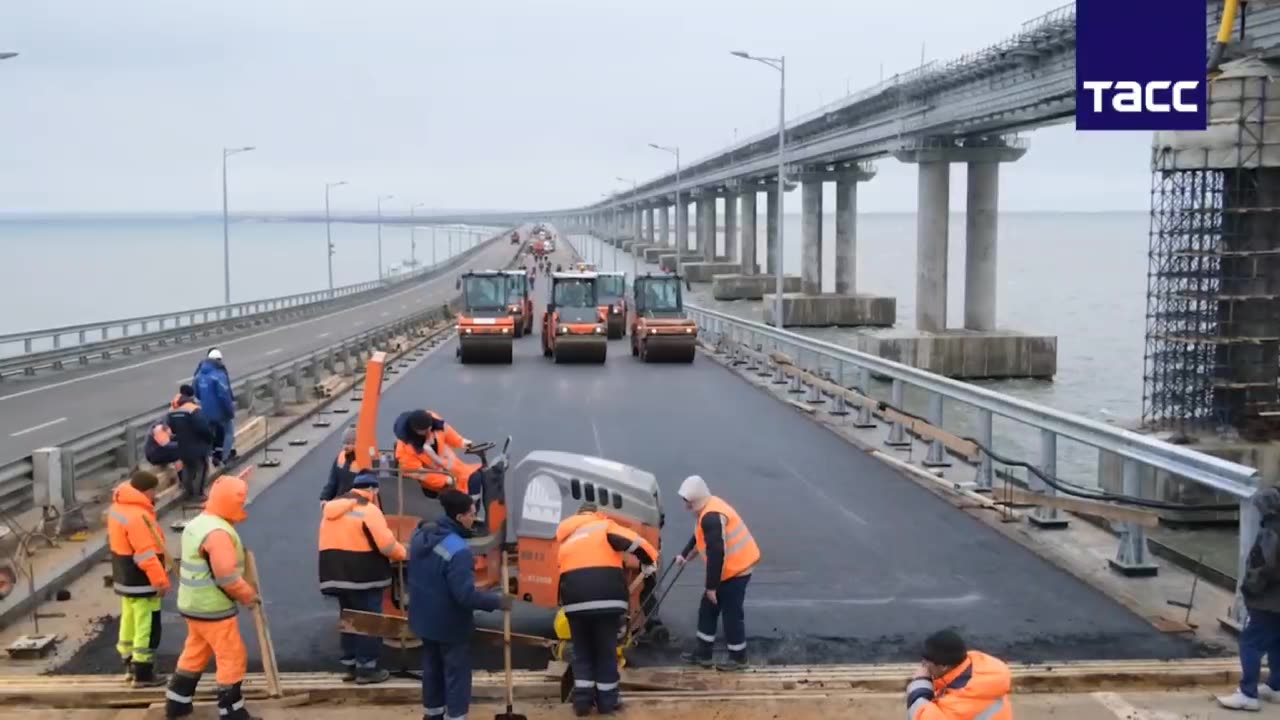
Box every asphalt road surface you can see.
[0,237,520,467]
[61,246,1207,674]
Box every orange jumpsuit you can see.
[906,651,1013,720]
[394,418,480,494]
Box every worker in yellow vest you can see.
[674,475,760,671]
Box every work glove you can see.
[641,564,658,578]
[499,595,513,611]
[674,554,687,566]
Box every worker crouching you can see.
[318,469,405,684]
[675,475,759,671]
[408,490,508,720]
[906,630,1012,720]
[556,502,658,716]
[392,410,486,529]
[165,475,260,720]
[107,469,171,687]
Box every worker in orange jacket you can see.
[556,503,658,716]
[107,469,171,687]
[906,630,1012,720]
[164,474,260,720]
[392,410,486,526]
[318,468,406,684]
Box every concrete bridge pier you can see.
[657,203,670,247]
[739,189,758,275]
[859,138,1056,379]
[644,206,655,245]
[713,183,803,300]
[657,196,700,271]
[685,186,743,282]
[722,191,738,262]
[763,165,894,327]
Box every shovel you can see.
[495,549,527,720]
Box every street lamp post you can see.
[431,226,438,267]
[409,202,426,268]
[324,180,348,291]
[731,50,786,328]
[376,194,395,281]
[648,143,682,277]
[221,146,255,305]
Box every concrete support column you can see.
[914,161,950,332]
[964,162,999,331]
[644,206,656,244]
[723,194,738,262]
[740,191,757,275]
[694,197,711,261]
[765,188,780,274]
[834,169,874,295]
[658,204,670,247]
[677,199,691,252]
[800,178,823,295]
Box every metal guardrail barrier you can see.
[0,227,517,514]
[686,303,1263,627]
[0,224,502,364]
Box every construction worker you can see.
[408,490,508,720]
[193,348,236,466]
[392,410,485,524]
[318,468,406,684]
[674,475,759,671]
[164,474,260,720]
[108,469,171,687]
[320,426,359,502]
[906,630,1012,720]
[1219,487,1280,711]
[556,502,658,716]
[144,421,182,468]
[167,384,215,498]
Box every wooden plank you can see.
[338,610,558,648]
[994,486,1161,528]
[244,551,282,698]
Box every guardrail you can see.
[0,226,504,378]
[686,303,1262,628]
[0,226,518,515]
[0,224,504,362]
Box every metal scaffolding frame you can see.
[1143,64,1280,437]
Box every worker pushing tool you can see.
[318,467,406,684]
[165,473,261,720]
[675,475,759,671]
[555,501,658,716]
[107,468,171,688]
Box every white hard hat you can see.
[207,348,223,361]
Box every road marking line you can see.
[10,417,67,437]
[353,320,364,327]
[317,332,331,339]
[380,311,389,317]
[1091,692,1180,720]
[264,348,282,356]
[0,258,497,405]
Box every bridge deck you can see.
[0,240,515,467]
[61,262,1198,672]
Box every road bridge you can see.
[0,232,514,471]
[47,243,1207,678]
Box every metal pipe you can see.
[376,194,395,280]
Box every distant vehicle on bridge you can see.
[630,273,696,363]
[455,271,515,364]
[543,272,607,363]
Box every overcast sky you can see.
[0,0,1153,215]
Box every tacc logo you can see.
[1080,81,1201,114]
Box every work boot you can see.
[355,668,391,685]
[121,657,134,683]
[680,641,714,668]
[131,661,168,688]
[716,652,748,673]
[340,659,357,682]
[164,671,200,719]
[216,682,258,720]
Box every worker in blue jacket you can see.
[193,348,236,465]
[407,490,508,720]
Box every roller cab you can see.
[630,273,697,363]
[455,271,514,364]
[595,271,628,340]
[501,269,535,338]
[541,272,607,364]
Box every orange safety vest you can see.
[694,496,760,582]
[556,513,651,615]
[907,651,1012,720]
[317,489,404,594]
[107,482,169,596]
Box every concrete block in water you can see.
[658,253,703,272]
[622,241,636,253]
[849,328,1057,379]
[711,274,800,300]
[682,262,742,283]
[761,293,896,328]
[643,247,665,263]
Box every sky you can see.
[0,0,1155,215]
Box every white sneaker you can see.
[1258,685,1280,703]
[1217,691,1261,711]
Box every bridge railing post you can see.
[922,394,950,467]
[1028,429,1068,528]
[851,366,873,426]
[270,367,286,416]
[1108,458,1159,577]
[884,379,909,447]
[974,408,993,489]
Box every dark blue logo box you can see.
[1076,0,1209,130]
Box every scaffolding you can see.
[1143,58,1280,438]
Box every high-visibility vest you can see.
[177,513,244,621]
[694,496,760,581]
[556,514,633,615]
